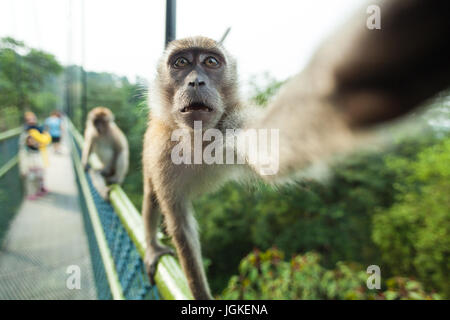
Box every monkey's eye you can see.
[173,57,190,68]
[204,56,220,68]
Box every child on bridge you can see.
[19,112,52,201]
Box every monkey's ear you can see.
[249,0,450,179]
[329,0,450,127]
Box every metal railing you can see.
[0,127,22,179]
[69,120,192,300]
[0,127,23,244]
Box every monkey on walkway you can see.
[82,107,129,192]
[142,0,450,299]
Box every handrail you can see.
[109,186,193,300]
[0,127,22,142]
[68,120,193,300]
[0,155,19,179]
[0,127,22,179]
[69,121,125,300]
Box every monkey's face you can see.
[94,117,110,134]
[88,107,114,135]
[164,46,230,130]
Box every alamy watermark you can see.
[367,5,381,30]
[171,121,280,176]
[366,265,381,289]
[66,265,81,290]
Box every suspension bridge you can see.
[0,121,193,300]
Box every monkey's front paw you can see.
[100,169,112,178]
[106,177,120,186]
[144,246,175,285]
[100,186,112,201]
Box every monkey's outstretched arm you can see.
[248,0,450,179]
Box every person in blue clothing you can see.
[44,111,63,153]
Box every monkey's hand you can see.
[100,168,113,178]
[98,185,112,201]
[105,176,121,186]
[144,244,175,285]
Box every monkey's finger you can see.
[145,249,175,286]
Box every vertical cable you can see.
[65,0,73,119]
[81,0,88,130]
[165,0,176,47]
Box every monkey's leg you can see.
[107,150,128,185]
[143,183,174,284]
[161,200,212,300]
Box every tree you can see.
[0,37,62,129]
[373,136,450,297]
[222,248,440,300]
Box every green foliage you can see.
[373,137,450,297]
[222,248,441,300]
[196,149,398,293]
[0,37,63,124]
[0,106,21,131]
[248,73,284,106]
[67,68,149,208]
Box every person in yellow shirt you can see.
[19,112,52,200]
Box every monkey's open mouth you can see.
[181,102,213,113]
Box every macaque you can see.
[142,0,450,299]
[143,37,244,300]
[82,107,129,191]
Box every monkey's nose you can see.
[188,80,206,88]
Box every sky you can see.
[0,0,362,92]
